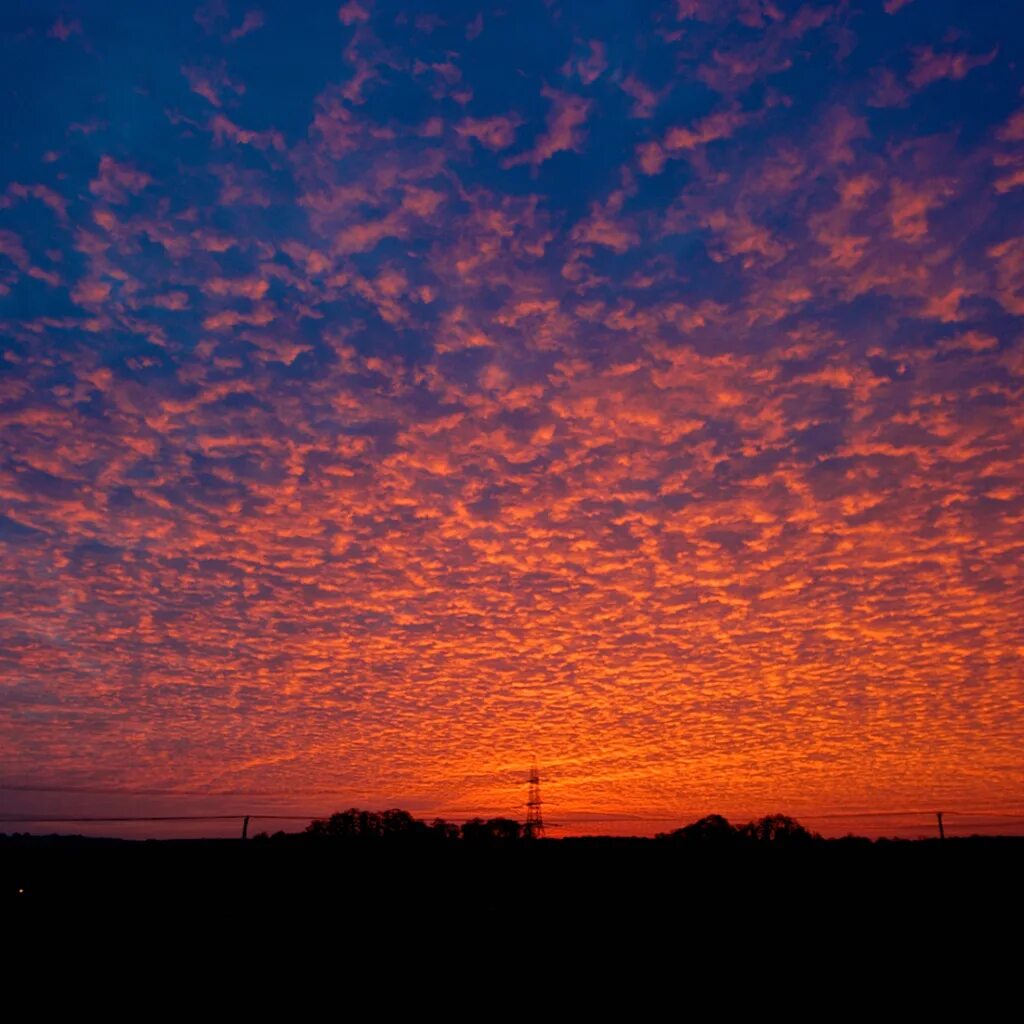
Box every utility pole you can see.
[241,815,250,840]
[936,812,944,840]
[525,761,544,839]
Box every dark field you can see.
[6,831,1022,998]
[6,832,1021,925]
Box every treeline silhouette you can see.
[6,806,1022,951]
[293,807,524,844]
[656,812,819,845]
[253,807,823,846]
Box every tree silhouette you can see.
[657,814,739,845]
[740,814,819,844]
[656,813,821,845]
[430,818,460,842]
[460,817,523,844]
[305,807,434,842]
[302,808,530,844]
[301,807,820,847]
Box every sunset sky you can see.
[1,0,1022,838]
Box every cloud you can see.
[89,157,152,204]
[456,115,520,151]
[566,41,608,85]
[907,46,997,88]
[0,229,30,270]
[338,1,370,26]
[868,68,911,108]
[620,76,663,119]
[638,106,749,174]
[887,178,956,242]
[205,276,270,299]
[48,17,82,41]
[998,109,1024,143]
[182,63,246,107]
[2,0,1023,835]
[570,188,639,253]
[2,183,68,222]
[226,9,265,41]
[503,88,592,169]
[209,114,285,151]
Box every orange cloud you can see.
[3,0,1023,839]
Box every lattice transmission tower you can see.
[525,761,544,839]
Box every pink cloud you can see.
[888,178,956,243]
[993,157,1024,194]
[503,88,591,169]
[636,141,667,176]
[456,115,520,151]
[936,331,998,354]
[570,189,639,253]
[620,76,662,119]
[908,46,997,89]
[309,89,362,155]
[701,208,788,268]
[4,183,68,222]
[71,278,112,306]
[89,157,152,204]
[817,107,869,165]
[192,229,238,253]
[987,237,1024,314]
[28,266,61,287]
[226,10,265,41]
[997,109,1024,143]
[182,64,246,107]
[401,187,446,217]
[568,41,608,85]
[206,277,270,299]
[150,292,191,310]
[664,108,747,152]
[48,17,82,41]
[333,215,403,255]
[338,1,370,26]
[202,305,275,330]
[0,229,29,270]
[638,107,748,175]
[215,165,272,207]
[209,114,285,151]
[868,68,911,108]
[697,47,791,96]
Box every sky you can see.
[1,0,1023,839]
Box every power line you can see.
[3,783,1021,819]
[0,814,310,823]
[4,813,1022,826]
[3,810,1023,823]
[0,783,390,797]
[799,809,1024,820]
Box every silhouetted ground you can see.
[5,831,1021,925]
[5,830,1022,997]
[5,837,1016,1018]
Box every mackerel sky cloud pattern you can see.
[1,0,1022,834]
